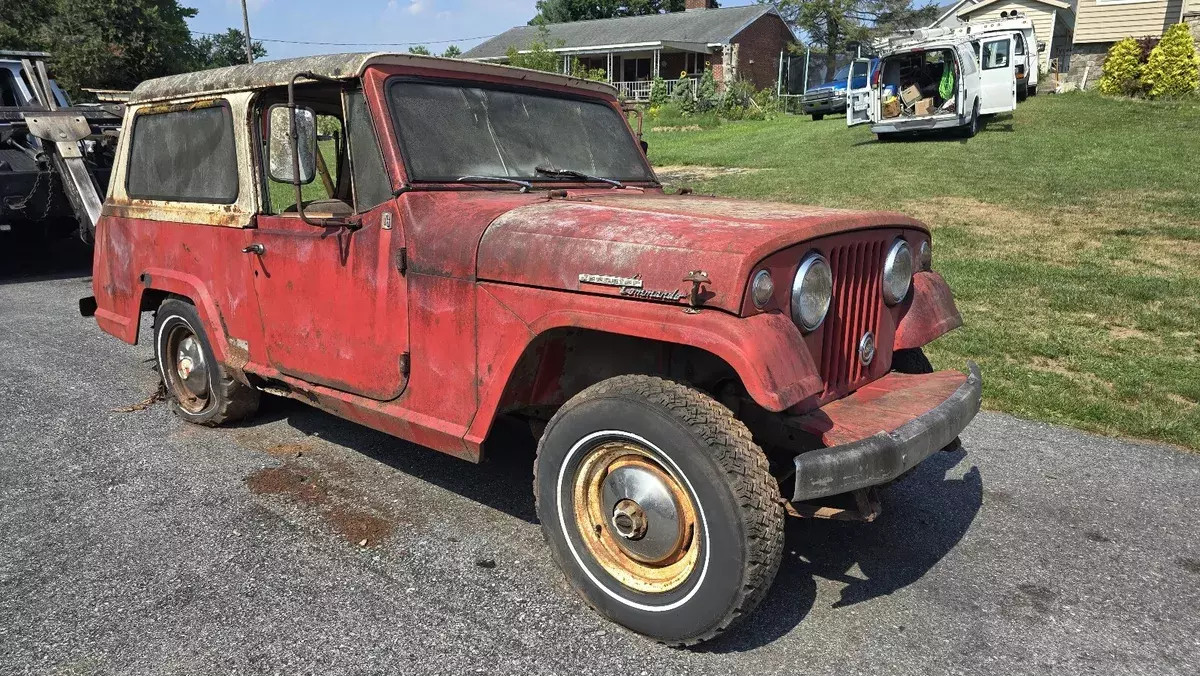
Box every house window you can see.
[622,58,652,81]
[684,53,706,75]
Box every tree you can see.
[530,0,692,24]
[408,45,432,55]
[506,25,565,73]
[1142,23,1200,98]
[40,0,200,94]
[191,28,266,69]
[0,0,55,52]
[442,45,463,59]
[767,0,939,80]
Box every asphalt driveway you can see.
[1,257,1197,675]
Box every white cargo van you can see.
[846,34,1016,140]
[951,13,1040,99]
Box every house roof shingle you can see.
[463,5,778,60]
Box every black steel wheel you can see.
[153,298,259,426]
[811,113,825,121]
[534,375,785,646]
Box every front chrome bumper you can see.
[791,362,983,501]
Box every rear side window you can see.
[127,103,238,203]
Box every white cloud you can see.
[406,0,427,14]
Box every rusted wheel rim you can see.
[164,326,210,414]
[572,440,700,594]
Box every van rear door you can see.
[846,58,873,127]
[979,35,1017,114]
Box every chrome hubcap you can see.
[175,336,209,397]
[601,463,685,564]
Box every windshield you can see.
[831,65,851,82]
[387,80,655,184]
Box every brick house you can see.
[1067,0,1200,86]
[462,1,797,101]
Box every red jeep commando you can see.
[81,53,981,645]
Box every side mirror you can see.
[1038,42,1047,54]
[267,103,317,185]
[641,139,649,154]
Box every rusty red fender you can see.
[895,271,963,351]
[465,282,827,447]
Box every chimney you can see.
[685,0,718,10]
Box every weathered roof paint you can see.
[128,52,617,104]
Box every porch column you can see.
[607,51,614,82]
[653,48,661,78]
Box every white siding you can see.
[1074,0,1184,43]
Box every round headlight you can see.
[918,239,932,271]
[751,270,774,309]
[883,239,913,305]
[791,254,832,332]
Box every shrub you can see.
[718,79,755,118]
[752,88,780,115]
[695,66,718,113]
[648,77,669,108]
[1097,38,1143,96]
[1142,23,1200,98]
[671,71,696,115]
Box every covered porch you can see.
[551,42,720,102]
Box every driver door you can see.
[979,36,1017,114]
[846,58,874,127]
[247,87,409,401]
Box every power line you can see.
[190,30,497,48]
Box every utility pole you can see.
[240,0,255,65]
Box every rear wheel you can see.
[962,99,980,138]
[876,132,896,142]
[1028,84,1038,97]
[153,298,259,426]
[1017,81,1029,102]
[534,375,785,645]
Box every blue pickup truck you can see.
[801,58,880,121]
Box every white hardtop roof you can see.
[128,52,617,105]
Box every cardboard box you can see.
[900,85,922,106]
[914,98,934,116]
[883,97,901,119]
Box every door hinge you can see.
[396,247,408,275]
[399,352,411,377]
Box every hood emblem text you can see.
[621,287,685,302]
[579,273,643,289]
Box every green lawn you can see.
[646,92,1200,450]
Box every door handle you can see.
[242,244,265,255]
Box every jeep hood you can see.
[476,194,924,313]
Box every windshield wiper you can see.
[455,175,534,192]
[535,167,624,189]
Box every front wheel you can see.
[811,113,825,121]
[534,375,785,645]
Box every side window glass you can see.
[983,40,1010,70]
[345,92,393,211]
[267,113,343,214]
[1014,33,1026,56]
[127,103,238,203]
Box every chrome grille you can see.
[819,239,886,397]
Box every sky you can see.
[185,0,762,61]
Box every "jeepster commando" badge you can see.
[578,274,643,289]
